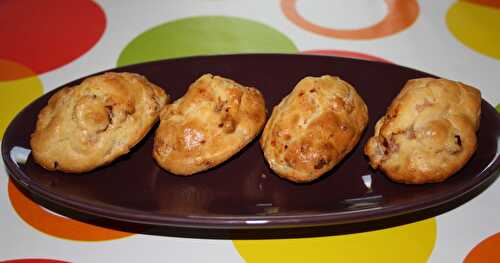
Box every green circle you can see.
[117,16,298,66]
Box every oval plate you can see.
[2,54,500,229]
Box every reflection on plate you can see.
[2,54,499,229]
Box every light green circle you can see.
[117,16,298,66]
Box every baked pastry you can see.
[364,78,481,184]
[260,75,369,183]
[30,72,169,173]
[153,74,266,175]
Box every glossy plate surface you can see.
[2,54,499,229]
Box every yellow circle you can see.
[446,1,500,60]
[0,60,43,138]
[233,218,436,262]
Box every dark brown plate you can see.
[2,54,499,229]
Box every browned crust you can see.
[30,72,169,173]
[260,75,369,183]
[364,78,481,184]
[153,74,267,175]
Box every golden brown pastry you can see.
[260,75,369,183]
[30,72,169,173]
[153,74,267,175]
[364,78,481,184]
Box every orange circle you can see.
[0,59,36,81]
[0,59,43,139]
[8,180,138,241]
[281,0,419,39]
[464,232,500,263]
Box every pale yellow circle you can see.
[233,218,436,262]
[0,65,43,138]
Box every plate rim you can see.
[2,53,500,229]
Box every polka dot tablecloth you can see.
[1,0,499,262]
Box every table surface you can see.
[1,0,499,262]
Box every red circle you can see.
[302,49,392,63]
[1,259,69,263]
[0,0,106,76]
[465,0,500,9]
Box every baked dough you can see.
[364,78,481,184]
[31,72,169,173]
[153,74,266,175]
[260,75,369,183]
